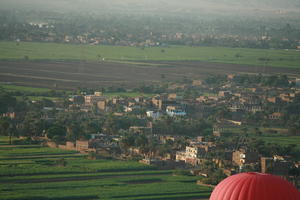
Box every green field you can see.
[0,84,52,93]
[260,136,300,150]
[0,41,300,68]
[0,83,65,101]
[0,137,211,200]
[0,83,157,102]
[105,92,155,98]
[0,83,155,100]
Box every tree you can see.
[19,111,45,137]
[0,117,11,144]
[135,134,148,147]
[0,91,16,114]
[66,122,83,141]
[120,133,135,150]
[289,167,300,187]
[47,125,66,144]
[254,127,262,136]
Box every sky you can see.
[1,0,299,14]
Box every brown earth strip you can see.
[1,60,299,90]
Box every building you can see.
[175,143,214,166]
[97,100,107,111]
[159,135,178,144]
[185,146,206,159]
[176,151,186,162]
[296,78,300,88]
[166,106,186,117]
[124,105,141,112]
[192,80,203,86]
[279,93,294,103]
[232,149,259,166]
[229,103,262,113]
[129,126,152,134]
[146,111,161,120]
[76,140,92,152]
[152,95,177,110]
[241,95,261,105]
[84,92,105,105]
[152,95,164,109]
[261,156,293,176]
[168,93,177,100]
[196,95,218,103]
[227,74,235,80]
[218,91,231,98]
[134,96,145,103]
[267,97,281,104]
[269,112,284,120]
[66,141,76,150]
[2,112,16,119]
[68,95,84,104]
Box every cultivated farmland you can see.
[1,41,300,89]
[0,42,300,69]
[1,60,300,90]
[0,137,212,200]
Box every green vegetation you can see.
[0,137,212,200]
[105,92,154,98]
[0,84,66,101]
[260,136,300,150]
[0,41,300,68]
[0,84,52,93]
[222,127,300,149]
[15,96,61,101]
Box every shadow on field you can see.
[7,195,99,200]
[122,178,163,184]
[179,180,197,183]
[2,184,124,192]
[0,155,82,161]
[7,152,77,156]
[0,171,88,177]
[6,172,170,183]
[0,145,41,149]
[113,191,210,199]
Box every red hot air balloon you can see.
[210,172,300,200]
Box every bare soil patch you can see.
[1,60,299,90]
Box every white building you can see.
[146,111,161,120]
[296,79,300,87]
[166,106,186,117]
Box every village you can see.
[2,19,300,50]
[1,1,300,199]
[3,73,297,186]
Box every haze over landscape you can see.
[0,0,300,200]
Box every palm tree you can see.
[0,117,11,144]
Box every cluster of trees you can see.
[120,132,187,157]
[133,84,168,94]
[232,74,291,87]
[246,138,299,159]
[153,116,212,136]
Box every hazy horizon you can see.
[1,0,300,17]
